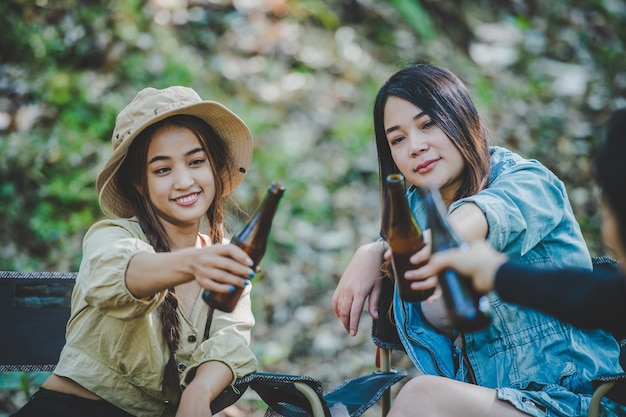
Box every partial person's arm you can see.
[496,262,626,339]
[416,241,626,339]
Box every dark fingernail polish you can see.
[229,285,236,292]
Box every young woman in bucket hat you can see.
[12,86,258,417]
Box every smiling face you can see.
[145,125,216,231]
[383,95,465,204]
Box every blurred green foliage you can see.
[1,0,625,269]
[1,0,626,269]
[0,0,626,269]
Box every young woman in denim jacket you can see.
[332,64,623,417]
[12,86,258,417]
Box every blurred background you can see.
[1,0,625,415]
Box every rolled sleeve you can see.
[80,220,165,319]
[450,161,567,255]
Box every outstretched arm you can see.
[417,241,626,338]
[495,261,626,338]
[126,244,255,299]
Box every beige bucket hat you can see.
[96,86,253,218]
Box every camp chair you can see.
[0,270,407,417]
[588,257,626,417]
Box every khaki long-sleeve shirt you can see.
[54,218,257,417]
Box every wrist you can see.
[178,247,199,283]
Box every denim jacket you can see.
[395,146,623,416]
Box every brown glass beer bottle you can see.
[420,185,491,332]
[385,173,434,302]
[202,182,286,312]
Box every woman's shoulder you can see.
[489,146,527,167]
[488,146,555,179]
[85,217,145,241]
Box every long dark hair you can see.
[595,108,626,247]
[374,63,491,239]
[116,114,235,392]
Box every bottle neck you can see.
[422,187,463,251]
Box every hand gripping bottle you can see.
[203,182,285,312]
[385,174,434,302]
[420,185,491,332]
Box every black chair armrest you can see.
[212,370,407,417]
[371,277,405,352]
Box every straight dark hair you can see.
[116,114,235,394]
[373,63,491,238]
[595,108,626,247]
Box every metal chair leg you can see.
[294,381,326,417]
[379,347,392,416]
[588,381,615,417]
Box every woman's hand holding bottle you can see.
[382,229,442,303]
[190,244,255,295]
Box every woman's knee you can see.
[393,375,450,409]
[404,374,449,391]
